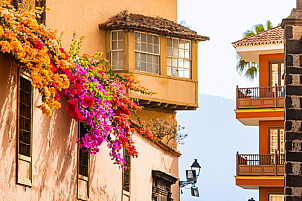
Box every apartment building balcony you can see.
[235,153,284,189]
[235,86,284,126]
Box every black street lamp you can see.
[191,159,201,177]
[180,159,201,197]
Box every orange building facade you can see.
[0,0,208,201]
[233,27,285,201]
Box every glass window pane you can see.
[135,61,140,70]
[280,129,284,154]
[147,63,152,72]
[141,42,146,52]
[153,64,159,74]
[172,58,177,67]
[154,45,160,54]
[167,38,172,47]
[271,64,279,86]
[270,129,278,154]
[178,69,183,78]
[179,59,184,68]
[167,47,172,56]
[185,50,190,59]
[141,62,146,71]
[179,40,185,49]
[118,51,124,67]
[154,36,159,44]
[148,43,152,53]
[172,68,178,76]
[135,41,140,51]
[135,32,140,41]
[141,53,146,62]
[184,69,190,78]
[141,33,146,42]
[153,55,159,65]
[185,41,190,49]
[179,49,185,58]
[167,58,172,66]
[167,67,171,76]
[112,41,117,50]
[118,41,124,50]
[147,55,152,63]
[112,31,117,40]
[112,52,117,66]
[281,63,285,86]
[184,60,190,68]
[118,31,123,40]
[135,52,141,61]
[173,48,178,57]
[147,34,152,43]
[173,38,178,47]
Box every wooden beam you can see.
[139,100,151,105]
[150,102,162,107]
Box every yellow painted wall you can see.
[46,0,177,55]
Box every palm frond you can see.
[243,30,255,38]
[236,56,249,75]
[266,20,273,30]
[244,63,259,80]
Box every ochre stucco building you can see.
[0,0,208,200]
[233,27,285,201]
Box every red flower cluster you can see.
[31,38,44,50]
[66,99,83,122]
[83,96,94,107]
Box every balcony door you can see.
[269,60,284,87]
[269,127,284,155]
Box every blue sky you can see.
[178,0,295,99]
[176,0,295,200]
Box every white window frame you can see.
[134,31,160,74]
[166,37,191,79]
[110,30,124,71]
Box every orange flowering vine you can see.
[0,0,72,116]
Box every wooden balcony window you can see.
[236,86,284,109]
[236,153,284,176]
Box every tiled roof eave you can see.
[233,41,284,48]
[99,25,209,41]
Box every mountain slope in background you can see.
[177,94,259,201]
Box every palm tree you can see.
[237,20,274,80]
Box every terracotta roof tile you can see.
[232,26,284,48]
[99,11,209,41]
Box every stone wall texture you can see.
[283,8,302,201]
